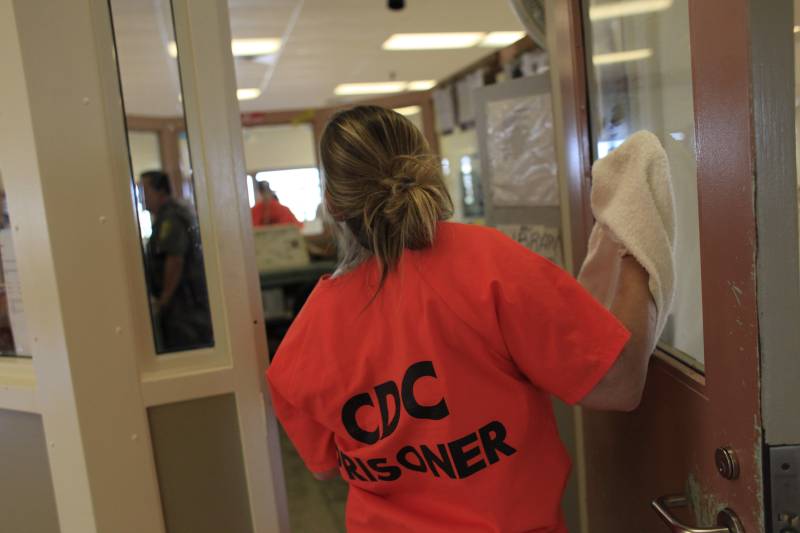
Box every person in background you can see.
[251,180,302,227]
[266,106,656,533]
[140,170,212,352]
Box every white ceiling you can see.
[111,0,524,116]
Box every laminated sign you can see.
[497,224,563,268]
[487,93,559,207]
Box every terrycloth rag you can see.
[577,131,676,347]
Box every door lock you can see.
[715,447,740,480]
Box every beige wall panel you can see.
[148,394,254,533]
[0,409,60,533]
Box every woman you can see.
[267,106,655,532]
[251,180,302,227]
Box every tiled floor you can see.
[279,428,349,532]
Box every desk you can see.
[259,261,337,291]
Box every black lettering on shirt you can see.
[375,381,401,439]
[339,451,367,481]
[479,420,517,464]
[355,457,377,481]
[367,457,402,481]
[401,361,449,421]
[420,443,457,479]
[397,445,428,473]
[448,432,487,479]
[341,392,379,444]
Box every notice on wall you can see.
[497,224,564,268]
[0,228,29,355]
[486,93,559,207]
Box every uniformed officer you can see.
[140,170,212,352]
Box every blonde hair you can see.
[320,105,453,285]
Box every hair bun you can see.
[384,155,439,193]
[320,105,454,281]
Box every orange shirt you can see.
[251,198,301,227]
[267,222,629,533]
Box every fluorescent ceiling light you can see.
[237,88,262,100]
[334,81,435,96]
[334,82,408,96]
[231,38,281,56]
[383,32,486,50]
[480,31,526,48]
[167,38,281,58]
[394,105,422,116]
[408,80,436,91]
[589,0,672,21]
[593,48,653,65]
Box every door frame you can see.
[0,0,288,531]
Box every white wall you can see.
[242,123,316,172]
[128,131,161,182]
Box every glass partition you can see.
[583,0,704,369]
[108,0,214,354]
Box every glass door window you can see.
[582,0,704,369]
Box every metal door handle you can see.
[652,495,744,533]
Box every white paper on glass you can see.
[0,228,28,354]
[433,86,456,134]
[456,69,485,127]
[487,93,559,207]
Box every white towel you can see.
[577,131,676,346]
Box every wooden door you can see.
[547,0,777,531]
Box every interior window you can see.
[109,0,215,354]
[254,169,322,223]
